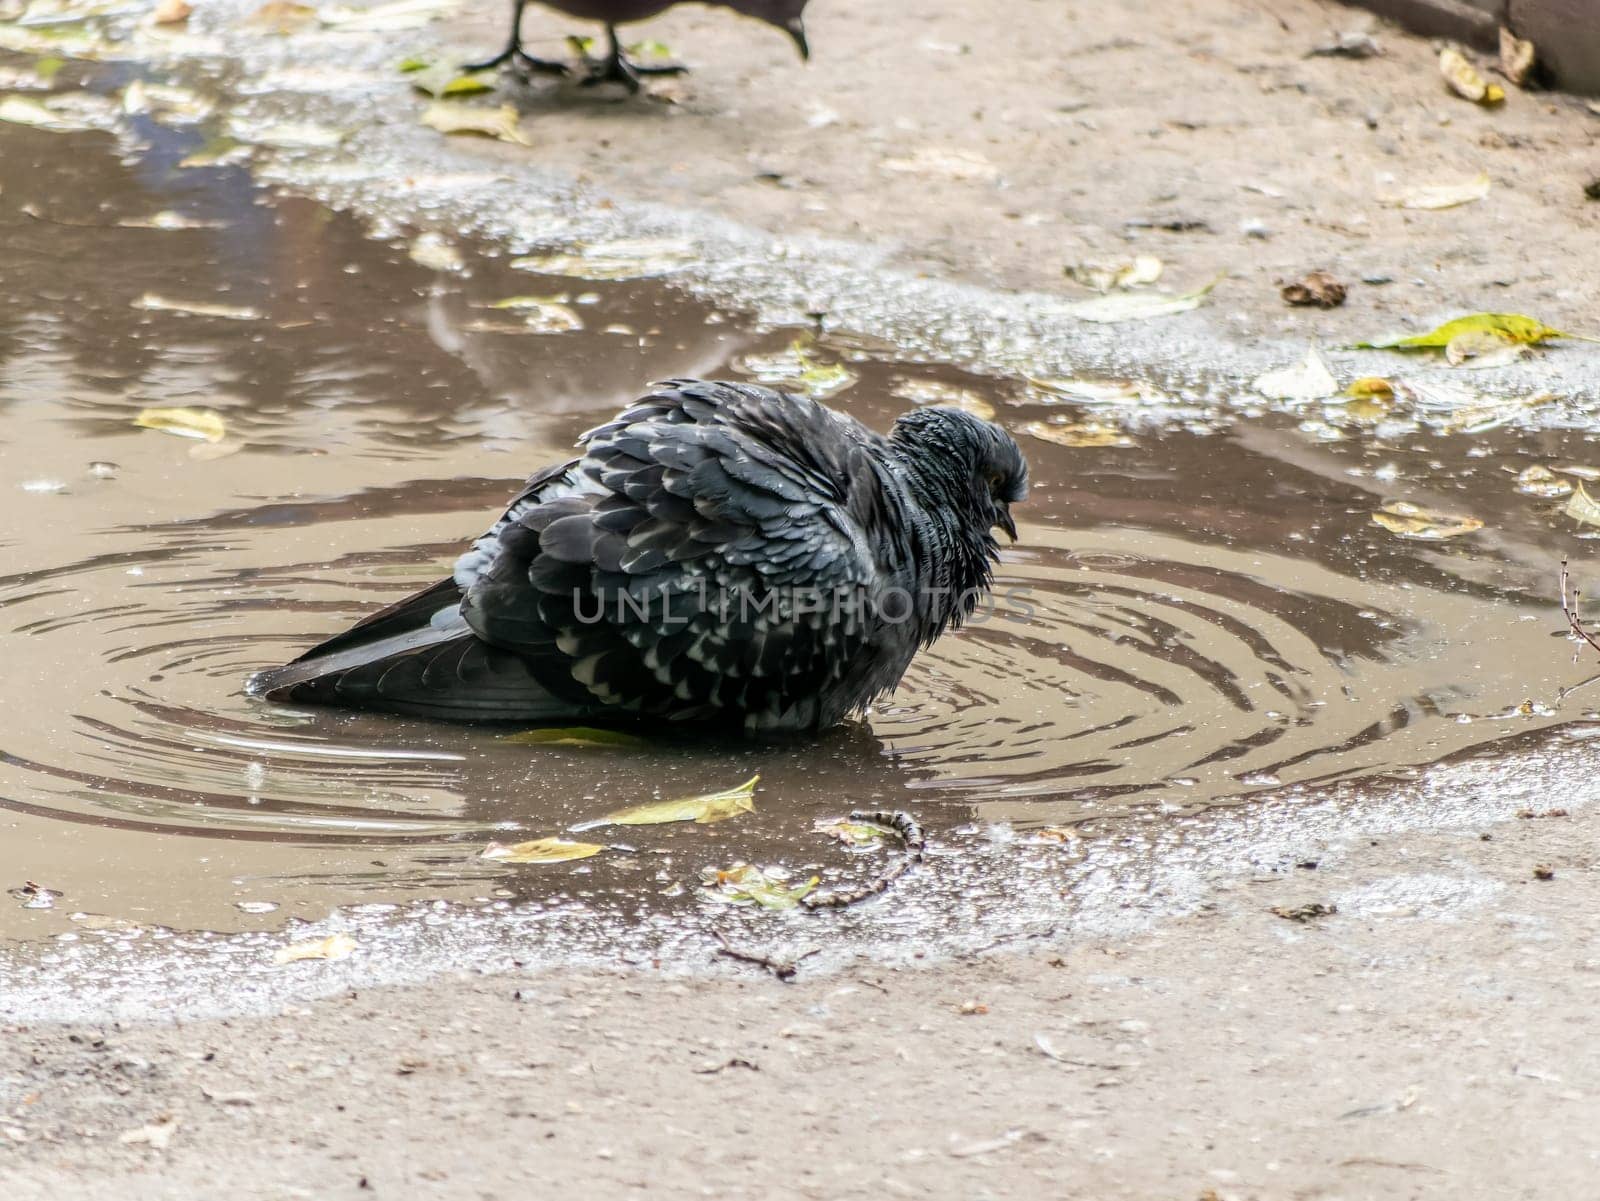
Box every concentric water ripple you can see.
[2,102,1594,952]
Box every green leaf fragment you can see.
[699,863,819,910]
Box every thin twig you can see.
[1560,559,1600,662]
[801,809,925,911]
[712,931,817,982]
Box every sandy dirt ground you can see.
[8,800,1600,1200]
[438,0,1600,346]
[8,0,1600,1196]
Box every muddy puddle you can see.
[4,52,1600,1017]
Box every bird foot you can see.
[577,46,689,94]
[462,43,570,78]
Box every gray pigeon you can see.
[250,380,1027,738]
[466,0,809,92]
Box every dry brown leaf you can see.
[152,0,191,23]
[1281,271,1346,308]
[1499,27,1536,87]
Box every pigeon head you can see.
[888,406,1028,641]
[727,0,810,58]
[891,405,1029,544]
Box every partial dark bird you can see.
[467,0,810,92]
[251,380,1027,739]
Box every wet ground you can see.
[5,40,1600,1020]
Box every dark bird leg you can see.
[579,22,688,94]
[463,0,569,76]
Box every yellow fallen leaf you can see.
[1019,420,1134,448]
[1371,501,1483,541]
[272,933,357,964]
[1330,395,1390,427]
[1380,173,1491,210]
[133,293,262,320]
[1059,277,1221,323]
[1439,46,1504,105]
[1346,376,1395,400]
[1566,482,1600,528]
[1253,346,1338,401]
[590,775,758,828]
[481,837,606,863]
[1354,312,1592,350]
[1515,465,1571,498]
[134,407,227,443]
[1499,26,1536,87]
[407,60,496,98]
[420,101,529,146]
[500,726,643,747]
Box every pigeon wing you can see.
[458,381,900,733]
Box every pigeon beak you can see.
[996,508,1018,543]
[786,16,809,60]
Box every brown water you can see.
[3,70,1600,1004]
